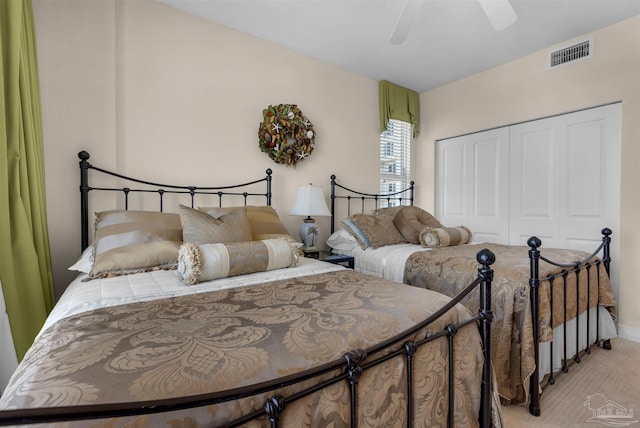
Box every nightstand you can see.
[317,251,354,269]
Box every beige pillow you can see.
[177,238,300,285]
[372,206,404,217]
[178,204,252,244]
[393,206,444,244]
[419,226,472,248]
[90,210,182,279]
[350,213,405,248]
[199,205,290,241]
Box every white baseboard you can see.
[618,324,640,343]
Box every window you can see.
[380,119,412,207]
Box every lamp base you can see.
[299,217,320,250]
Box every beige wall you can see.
[417,16,640,338]
[33,0,381,298]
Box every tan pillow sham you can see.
[350,213,405,249]
[393,206,444,244]
[178,204,252,244]
[419,226,472,248]
[177,238,300,285]
[89,210,182,279]
[199,205,290,241]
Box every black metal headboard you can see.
[78,151,272,250]
[330,174,414,233]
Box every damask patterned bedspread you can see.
[404,243,617,405]
[0,270,489,427]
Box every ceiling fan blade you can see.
[389,1,421,45]
[478,0,517,31]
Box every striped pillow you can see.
[419,226,472,248]
[89,210,182,279]
[177,238,300,285]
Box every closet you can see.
[435,103,621,255]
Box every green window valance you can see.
[379,80,420,137]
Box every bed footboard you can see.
[0,250,496,428]
[527,228,613,416]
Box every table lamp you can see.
[289,184,331,250]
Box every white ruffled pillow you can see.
[68,245,94,274]
[326,228,359,252]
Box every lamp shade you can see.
[290,184,330,250]
[289,185,331,217]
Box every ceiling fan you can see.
[389,0,517,45]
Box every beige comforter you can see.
[0,270,495,427]
[404,243,617,405]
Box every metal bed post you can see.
[601,228,612,350]
[477,249,494,428]
[78,151,91,251]
[265,168,273,205]
[330,174,337,233]
[527,236,542,417]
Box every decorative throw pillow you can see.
[179,204,252,244]
[177,238,300,285]
[350,213,406,249]
[68,245,94,274]
[327,228,359,252]
[89,210,182,279]
[419,226,472,248]
[393,206,444,244]
[341,219,373,250]
[372,206,404,217]
[199,205,291,241]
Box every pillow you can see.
[68,245,94,274]
[326,228,359,252]
[177,238,300,285]
[199,205,291,241]
[90,210,182,279]
[179,204,252,244]
[393,206,444,244]
[341,219,372,250]
[349,213,406,249]
[419,226,472,248]
[372,206,404,217]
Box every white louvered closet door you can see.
[436,103,621,256]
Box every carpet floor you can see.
[500,337,640,427]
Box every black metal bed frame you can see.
[78,150,272,251]
[527,230,613,416]
[0,249,495,427]
[0,153,497,427]
[329,174,614,417]
[330,174,415,234]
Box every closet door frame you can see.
[435,102,621,297]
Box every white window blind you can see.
[380,119,412,207]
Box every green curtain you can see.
[379,80,420,137]
[0,0,54,360]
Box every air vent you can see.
[548,37,593,69]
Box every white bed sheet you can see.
[41,257,344,339]
[334,242,618,382]
[335,243,426,281]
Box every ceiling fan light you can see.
[478,0,517,31]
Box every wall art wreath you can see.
[258,104,315,167]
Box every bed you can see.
[0,152,502,427]
[328,174,617,417]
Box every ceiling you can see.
[156,0,640,93]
